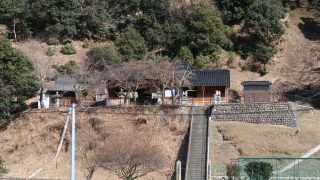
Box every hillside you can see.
[0,106,190,179]
[2,4,320,179]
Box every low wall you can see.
[210,102,310,127]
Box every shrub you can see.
[86,45,121,71]
[261,65,268,75]
[216,58,222,69]
[228,51,236,68]
[194,54,210,69]
[60,43,77,55]
[178,46,194,66]
[52,60,78,74]
[244,161,273,180]
[226,163,238,180]
[255,44,273,64]
[0,157,9,174]
[285,21,290,28]
[47,37,59,45]
[82,40,94,48]
[46,47,55,56]
[244,59,252,71]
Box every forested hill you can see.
[2,0,316,71]
[1,0,320,122]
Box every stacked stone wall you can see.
[211,102,302,127]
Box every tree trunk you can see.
[161,87,165,105]
[85,167,94,180]
[39,87,45,108]
[13,21,17,43]
[171,89,174,105]
[75,90,82,107]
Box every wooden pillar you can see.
[202,86,205,106]
[225,86,228,103]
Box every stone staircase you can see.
[185,107,208,180]
[211,102,300,127]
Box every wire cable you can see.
[27,109,71,179]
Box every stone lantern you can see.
[52,91,62,108]
[118,89,124,106]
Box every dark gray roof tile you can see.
[241,81,272,86]
[48,84,80,91]
[189,69,230,86]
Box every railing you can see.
[184,105,195,180]
[206,106,211,180]
[187,97,227,106]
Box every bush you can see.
[285,21,290,28]
[226,163,238,180]
[0,157,9,174]
[46,47,55,56]
[82,40,94,48]
[52,60,78,74]
[255,44,273,65]
[216,59,222,69]
[178,46,194,66]
[47,37,59,45]
[228,51,236,68]
[60,43,77,55]
[86,45,121,71]
[244,161,273,180]
[261,65,268,75]
[194,54,210,69]
[244,59,252,71]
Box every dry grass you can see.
[210,112,320,169]
[0,107,189,179]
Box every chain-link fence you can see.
[238,157,320,180]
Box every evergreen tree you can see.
[115,27,147,61]
[0,37,39,123]
[243,0,285,65]
[166,24,187,57]
[216,0,254,24]
[47,0,79,38]
[185,0,232,58]
[177,46,194,66]
[140,0,172,25]
[86,45,120,71]
[244,0,285,45]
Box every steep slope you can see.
[0,107,189,179]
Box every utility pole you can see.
[71,103,76,180]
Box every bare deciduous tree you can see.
[104,61,151,104]
[31,55,53,108]
[149,60,193,104]
[97,130,167,180]
[77,128,101,180]
[66,64,102,106]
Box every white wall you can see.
[38,91,51,108]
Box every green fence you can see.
[238,157,320,180]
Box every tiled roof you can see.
[241,81,272,86]
[189,69,230,86]
[55,76,76,85]
[48,84,80,91]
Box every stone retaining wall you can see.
[211,102,309,127]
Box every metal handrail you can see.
[184,105,195,180]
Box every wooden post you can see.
[202,86,205,106]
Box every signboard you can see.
[96,94,107,101]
